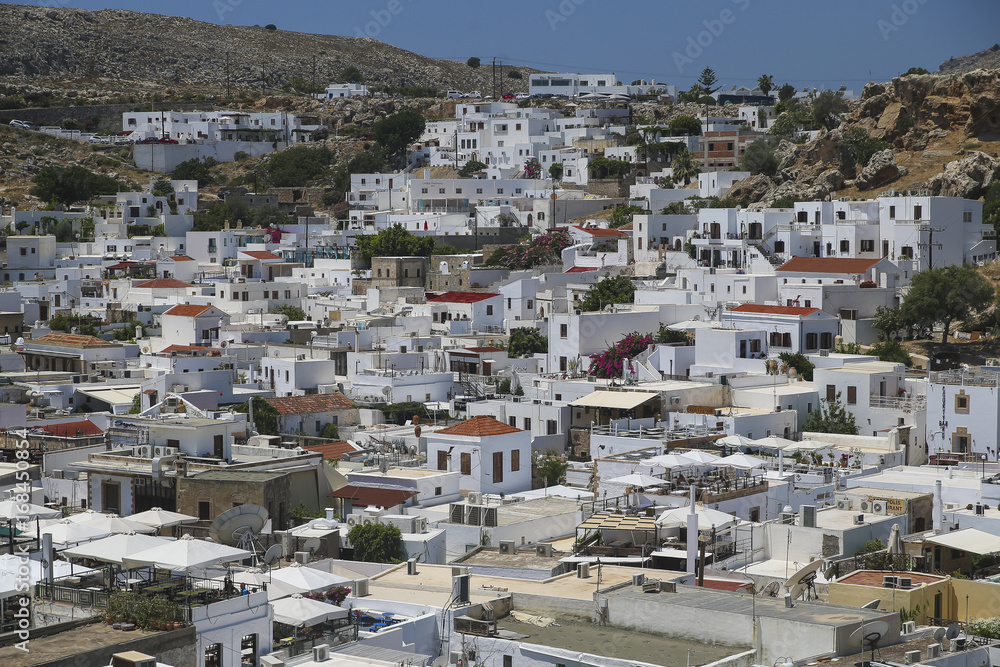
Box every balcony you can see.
[869,394,927,411]
[833,217,879,226]
[929,369,1000,387]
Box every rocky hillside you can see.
[938,43,1000,75]
[0,4,527,97]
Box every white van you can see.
[446,90,464,99]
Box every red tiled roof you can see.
[566,266,598,273]
[572,225,628,238]
[837,571,944,587]
[160,345,220,355]
[38,420,103,438]
[105,261,138,270]
[241,251,282,260]
[264,393,354,415]
[731,304,820,316]
[136,278,193,289]
[163,304,213,317]
[696,579,753,592]
[168,255,195,261]
[305,441,360,461]
[467,347,504,353]
[327,484,417,509]
[428,291,500,304]
[436,416,522,437]
[776,257,883,274]
[30,333,112,348]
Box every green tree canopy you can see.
[900,265,995,344]
[842,126,892,168]
[458,160,488,178]
[668,115,702,136]
[536,451,568,486]
[373,109,426,160]
[193,197,250,231]
[272,304,307,321]
[578,275,636,312]
[778,352,815,381]
[151,179,175,198]
[170,157,218,185]
[31,166,121,206]
[348,522,402,563]
[508,327,548,357]
[812,90,847,130]
[355,224,434,265]
[263,145,332,188]
[803,393,859,435]
[608,204,645,229]
[231,397,280,436]
[983,181,1000,234]
[740,136,780,176]
[655,323,689,344]
[548,162,563,180]
[697,67,719,94]
[869,339,913,367]
[872,305,905,341]
[250,204,287,228]
[757,74,774,97]
[466,57,481,69]
[340,66,363,83]
[671,149,700,186]
[902,67,929,76]
[777,83,796,103]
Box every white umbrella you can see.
[62,532,172,565]
[603,473,668,488]
[227,568,302,601]
[640,453,696,469]
[753,436,798,450]
[0,554,98,595]
[667,319,716,331]
[712,453,766,470]
[129,507,198,529]
[680,450,720,464]
[76,513,156,535]
[887,523,905,556]
[41,519,112,546]
[271,593,349,627]
[0,500,60,521]
[716,435,755,448]
[270,562,351,593]
[123,534,251,571]
[655,505,738,529]
[64,509,104,524]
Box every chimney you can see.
[933,479,943,531]
[686,485,698,573]
[325,508,335,521]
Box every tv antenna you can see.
[848,620,889,662]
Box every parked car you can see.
[501,93,515,101]
[9,119,38,131]
[88,135,110,144]
[446,90,464,99]
[467,90,482,98]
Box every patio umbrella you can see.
[269,562,351,593]
[271,593,349,627]
[782,440,831,453]
[129,507,198,529]
[227,568,302,601]
[887,523,905,556]
[62,532,172,566]
[603,473,667,488]
[75,513,156,535]
[0,554,98,593]
[680,450,720,464]
[64,509,104,524]
[122,534,251,571]
[655,506,738,529]
[0,500,60,521]
[712,453,766,470]
[640,453,696,469]
[753,436,798,450]
[41,519,112,546]
[716,435,755,449]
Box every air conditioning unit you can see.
[577,562,590,578]
[927,644,941,659]
[312,645,330,662]
[414,517,427,533]
[801,505,817,528]
[406,558,418,575]
[882,575,899,588]
[975,503,985,516]
[361,516,377,526]
[345,515,360,528]
[536,543,554,558]
[859,500,872,513]
[51,470,64,480]
[63,470,79,480]
[904,650,921,665]
[135,445,152,458]
[632,573,645,586]
[836,500,852,511]
[853,514,865,525]
[354,578,370,596]
[499,540,516,555]
[467,492,482,505]
[165,396,180,408]
[294,551,310,565]
[670,396,681,405]
[898,577,912,589]
[871,500,887,515]
[902,621,916,634]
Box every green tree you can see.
[170,157,218,185]
[458,160,488,178]
[431,244,459,255]
[982,181,1000,233]
[872,305,905,341]
[869,339,913,367]
[900,265,995,344]
[265,23,277,31]
[740,136,780,176]
[578,275,635,312]
[902,67,929,76]
[340,66,363,83]
[757,74,775,97]
[842,126,892,167]
[320,423,340,441]
[777,83,796,104]
[192,197,250,232]
[128,394,142,415]
[355,224,435,265]
[508,327,548,357]
[466,57,481,69]
[263,146,332,188]
[671,149,700,186]
[778,352,815,381]
[803,393,859,435]
[372,109,425,162]
[348,523,402,563]
[151,179,175,198]
[507,69,522,79]
[536,450,568,486]
[697,67,719,94]
[655,323,689,344]
[548,162,563,180]
[668,115,702,136]
[31,166,121,206]
[272,304,307,321]
[251,204,287,228]
[608,204,645,229]
[231,397,280,436]
[812,90,847,130]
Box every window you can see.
[437,450,448,471]
[547,419,558,435]
[774,240,785,253]
[839,240,850,253]
[526,300,533,309]
[847,386,857,405]
[860,239,875,253]
[952,433,969,453]
[826,385,837,402]
[504,656,513,667]
[559,356,567,371]
[486,305,494,316]
[749,339,761,354]
[204,644,222,667]
[889,205,896,219]
[914,205,922,220]
[461,453,472,475]
[964,211,973,223]
[493,452,504,483]
[806,333,818,349]
[511,450,520,472]
[820,332,833,349]
[18,247,25,256]
[523,418,531,431]
[198,501,211,520]
[560,323,568,338]
[955,392,970,413]
[509,416,517,427]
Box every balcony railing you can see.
[869,394,927,411]
[929,369,1000,387]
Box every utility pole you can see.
[492,57,496,99]
[499,60,504,98]
[225,51,231,99]
[261,61,266,97]
[311,54,317,93]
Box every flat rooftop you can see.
[455,547,566,571]
[0,620,178,667]
[837,571,945,587]
[816,507,899,530]
[443,497,583,526]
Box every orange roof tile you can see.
[731,304,820,316]
[775,257,883,274]
[264,393,355,415]
[241,251,282,260]
[30,333,113,348]
[436,416,523,437]
[572,225,628,238]
[163,304,214,317]
[428,291,500,304]
[160,345,221,355]
[136,278,193,289]
[167,255,196,262]
[37,420,104,437]
[566,266,598,273]
[305,441,360,460]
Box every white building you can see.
[425,415,532,495]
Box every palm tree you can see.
[672,149,700,186]
[757,74,774,97]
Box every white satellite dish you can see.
[861,599,881,610]
[209,504,269,556]
[783,559,823,601]
[848,620,889,661]
[303,537,321,554]
[262,544,283,568]
[789,583,806,601]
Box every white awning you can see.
[651,548,713,559]
[569,391,659,410]
[558,556,650,564]
[925,528,1000,555]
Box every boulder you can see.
[725,173,774,206]
[856,150,907,190]
[923,151,1000,199]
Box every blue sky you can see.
[14,0,1000,90]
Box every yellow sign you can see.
[875,497,906,515]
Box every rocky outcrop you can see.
[726,174,775,206]
[938,43,1000,74]
[856,149,907,190]
[920,152,1000,199]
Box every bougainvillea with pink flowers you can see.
[485,230,572,270]
[587,332,655,379]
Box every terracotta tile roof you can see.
[160,345,220,355]
[30,333,112,348]
[572,225,628,238]
[436,415,522,437]
[241,251,282,260]
[428,291,500,304]
[565,266,598,273]
[837,571,944,587]
[167,255,196,262]
[105,261,138,270]
[163,304,213,317]
[776,257,883,274]
[135,278,194,289]
[37,420,104,437]
[328,484,417,509]
[467,347,504,353]
[305,441,360,461]
[264,393,354,415]
[731,304,820,316]
[695,579,753,592]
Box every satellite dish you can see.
[262,544,283,568]
[303,537,321,554]
[141,346,151,354]
[861,599,881,610]
[381,386,392,396]
[209,504,269,554]
[946,624,962,640]
[789,583,806,601]
[848,621,889,661]
[784,559,823,601]
[933,627,947,642]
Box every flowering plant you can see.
[588,332,654,379]
[486,230,572,270]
